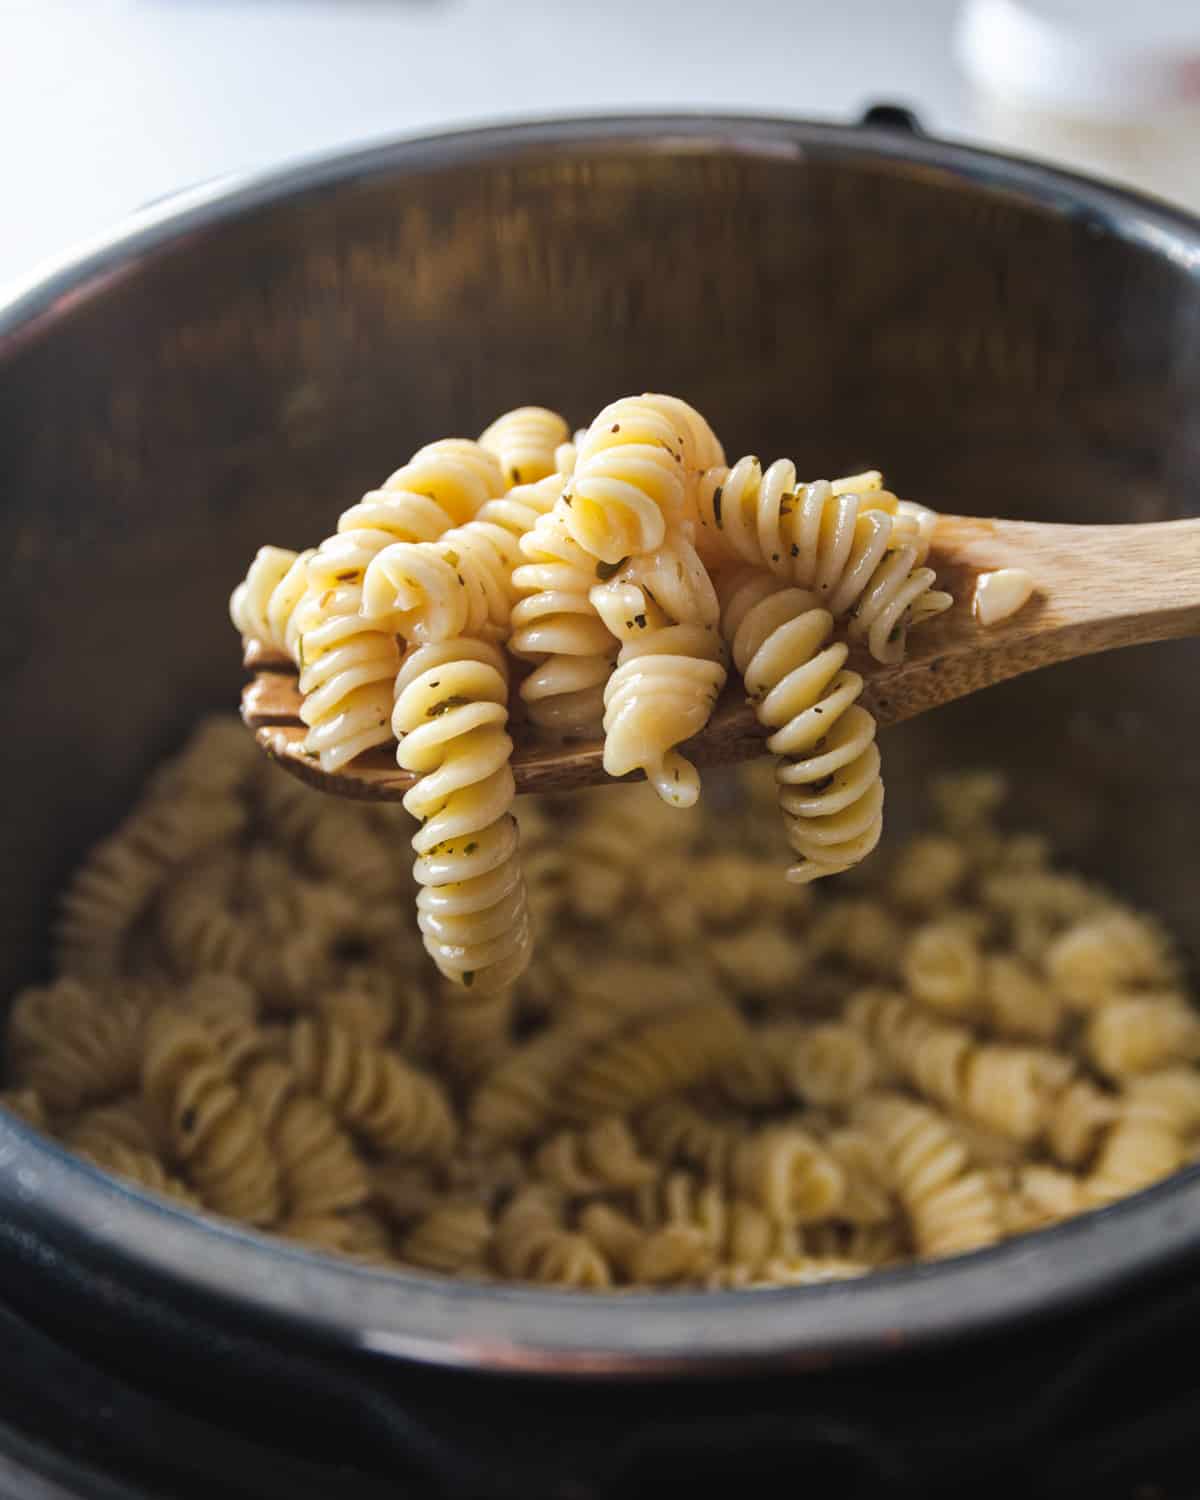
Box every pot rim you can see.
[3,111,1200,1377]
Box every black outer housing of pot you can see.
[2,110,1200,1494]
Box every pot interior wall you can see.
[2,127,1199,1005]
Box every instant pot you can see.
[1,111,1199,1498]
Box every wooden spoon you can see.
[241,515,1200,801]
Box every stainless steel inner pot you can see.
[2,114,1199,1378]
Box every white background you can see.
[0,0,974,287]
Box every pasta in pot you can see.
[19,360,1200,1292]
[9,726,1200,1289]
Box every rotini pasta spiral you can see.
[730,1125,845,1225]
[266,1085,371,1219]
[479,406,571,487]
[631,1170,792,1277]
[902,917,983,1016]
[1043,909,1172,1006]
[294,438,504,770]
[1084,995,1200,1079]
[718,568,883,883]
[578,1201,710,1285]
[291,1018,455,1160]
[533,1117,658,1195]
[67,1095,160,1157]
[509,498,619,738]
[8,979,144,1115]
[783,1023,877,1107]
[697,459,951,662]
[393,638,531,993]
[856,1094,1002,1258]
[468,1020,610,1146]
[589,535,727,806]
[493,1184,611,1288]
[1047,1077,1119,1168]
[1087,1116,1184,1205]
[229,546,316,661]
[141,1011,281,1224]
[75,1137,198,1206]
[360,473,564,644]
[1124,1068,1200,1137]
[562,1002,748,1122]
[847,988,1071,1144]
[401,1200,492,1274]
[637,1095,746,1176]
[565,393,723,563]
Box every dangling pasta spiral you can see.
[589,534,727,806]
[360,473,564,643]
[565,394,723,563]
[509,498,620,737]
[718,568,883,883]
[479,406,571,487]
[393,638,531,993]
[697,459,951,662]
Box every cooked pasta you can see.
[696,458,951,662]
[393,637,532,993]
[565,393,724,564]
[1084,996,1200,1079]
[229,546,316,662]
[1044,909,1177,1008]
[468,1021,610,1147]
[9,715,1200,1294]
[360,472,563,643]
[902,918,983,1016]
[400,1200,492,1274]
[141,1010,281,1224]
[579,1201,712,1285]
[719,568,882,882]
[856,1094,1003,1258]
[637,1096,746,1176]
[493,1184,612,1288]
[478,406,571,487]
[533,1117,657,1195]
[589,535,727,805]
[293,438,505,770]
[562,1002,748,1122]
[291,1018,455,1160]
[509,498,619,738]
[784,1023,878,1107]
[8,980,144,1115]
[730,1125,845,1224]
[848,988,1071,1143]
